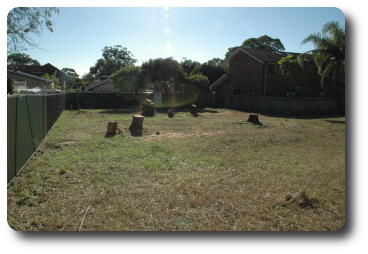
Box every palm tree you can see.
[299,21,345,92]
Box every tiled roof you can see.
[8,63,63,77]
[224,48,301,64]
[8,70,53,83]
[242,48,300,63]
[87,79,116,92]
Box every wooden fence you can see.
[224,94,340,116]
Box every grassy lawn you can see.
[7,108,345,231]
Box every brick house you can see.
[211,48,332,97]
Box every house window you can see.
[13,80,26,90]
[248,88,257,95]
[268,64,281,75]
[233,88,241,95]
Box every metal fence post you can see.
[25,96,36,151]
[14,96,18,178]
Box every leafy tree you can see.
[141,57,186,92]
[89,45,137,78]
[7,7,59,53]
[81,73,94,83]
[61,68,79,89]
[7,53,40,66]
[225,35,285,59]
[300,21,345,90]
[278,55,301,76]
[186,73,210,94]
[102,45,137,66]
[180,58,201,75]
[242,35,285,51]
[193,58,226,85]
[225,46,240,59]
[42,73,61,89]
[74,79,89,92]
[110,66,146,93]
[207,58,223,66]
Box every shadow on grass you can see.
[198,109,219,114]
[99,108,140,114]
[326,119,346,124]
[260,113,345,120]
[233,109,345,120]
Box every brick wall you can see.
[223,51,331,97]
[226,52,264,95]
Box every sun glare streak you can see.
[165,42,172,56]
[164,27,171,35]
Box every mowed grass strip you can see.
[7,108,345,231]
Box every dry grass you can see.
[7,108,345,231]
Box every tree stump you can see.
[168,107,175,118]
[106,121,118,137]
[247,114,263,125]
[190,104,198,117]
[141,99,155,117]
[129,115,144,136]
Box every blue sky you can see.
[24,7,345,76]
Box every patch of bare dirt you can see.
[44,140,78,150]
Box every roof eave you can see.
[223,48,265,65]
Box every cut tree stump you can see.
[247,114,263,125]
[141,99,155,117]
[168,107,175,118]
[106,121,118,137]
[129,115,144,136]
[190,104,198,117]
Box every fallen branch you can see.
[79,205,91,231]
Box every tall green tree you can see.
[89,45,137,78]
[242,35,285,51]
[141,57,186,92]
[225,35,285,59]
[193,58,226,85]
[7,7,59,53]
[225,46,241,59]
[180,58,201,75]
[81,73,94,83]
[42,73,60,89]
[300,21,345,90]
[61,68,79,89]
[110,66,146,93]
[7,53,40,66]
[186,73,210,94]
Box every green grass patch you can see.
[7,108,345,231]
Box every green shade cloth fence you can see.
[7,94,65,183]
